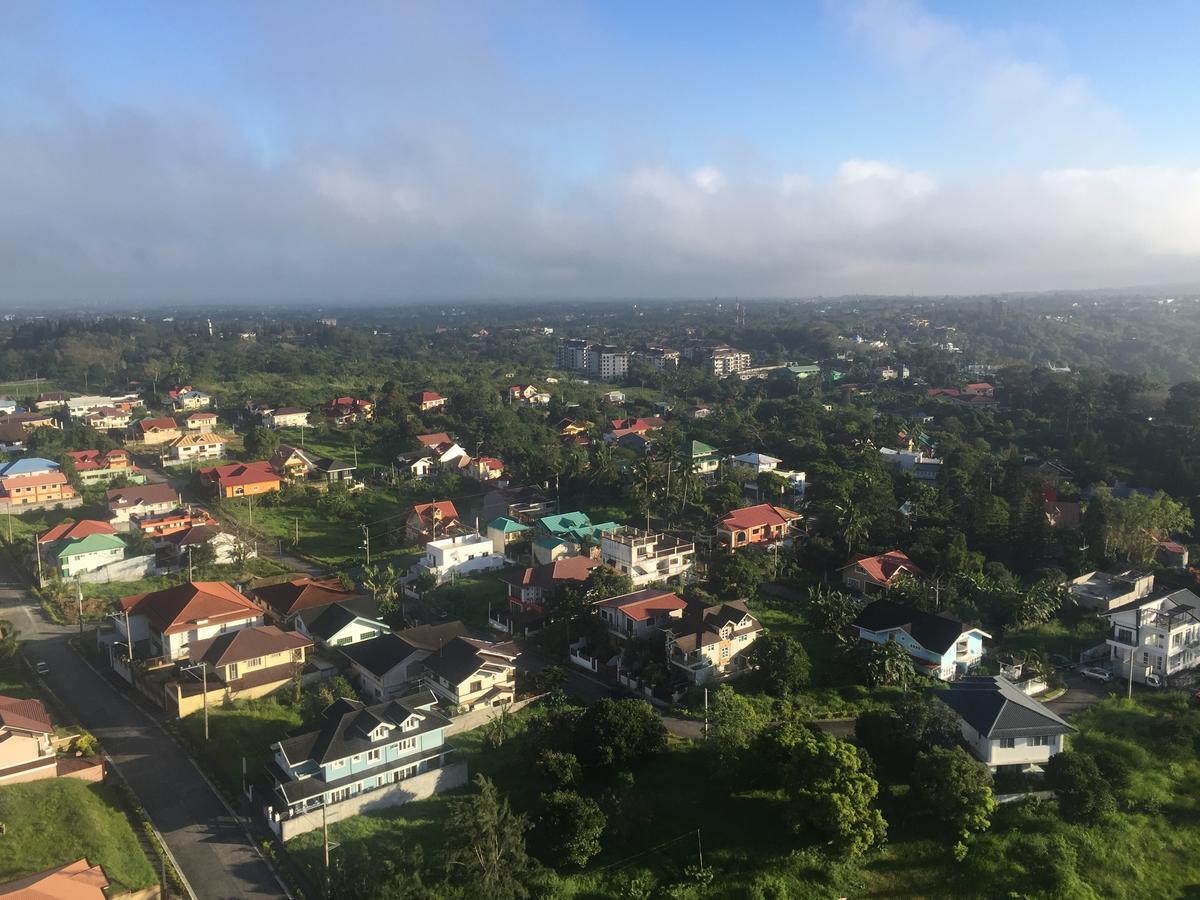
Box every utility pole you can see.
[75,578,83,636]
[34,536,42,582]
[180,661,209,740]
[247,493,253,527]
[294,517,299,546]
[696,828,704,869]
[186,544,194,581]
[361,524,370,566]
[703,687,708,740]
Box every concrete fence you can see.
[443,694,546,738]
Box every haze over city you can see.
[5,1,1200,304]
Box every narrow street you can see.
[0,563,288,900]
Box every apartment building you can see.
[1103,588,1200,684]
[600,527,695,587]
[556,339,629,379]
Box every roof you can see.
[170,432,226,447]
[594,588,688,622]
[538,511,592,535]
[0,458,59,477]
[499,555,599,590]
[416,432,453,447]
[107,483,177,508]
[938,676,1074,740]
[421,635,518,687]
[189,625,311,668]
[338,633,425,677]
[296,597,386,641]
[38,519,117,544]
[0,858,109,899]
[413,391,445,402]
[1101,587,1200,618]
[410,500,460,527]
[57,533,125,559]
[135,417,178,432]
[841,550,922,586]
[0,471,70,490]
[688,440,720,457]
[271,406,308,416]
[252,577,359,617]
[0,695,54,734]
[719,503,802,531]
[488,516,530,534]
[185,411,218,420]
[119,581,261,635]
[852,599,989,655]
[200,461,279,488]
[731,452,781,466]
[668,600,761,652]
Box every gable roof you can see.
[0,457,59,477]
[57,533,125,559]
[719,503,802,531]
[488,516,530,534]
[252,577,360,618]
[499,555,599,590]
[296,598,387,641]
[410,500,460,527]
[189,625,311,668]
[413,390,445,403]
[841,550,922,586]
[119,581,261,635]
[688,440,720,457]
[852,599,989,655]
[134,417,179,433]
[938,676,1074,740]
[0,858,109,899]
[731,452,781,467]
[667,599,761,651]
[421,635,519,686]
[594,588,688,622]
[416,432,453,447]
[38,519,117,544]
[200,460,279,488]
[0,695,54,734]
[107,482,177,509]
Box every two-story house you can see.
[593,588,688,642]
[83,406,133,431]
[1068,568,1154,612]
[166,432,227,463]
[341,623,470,701]
[851,599,990,680]
[55,533,126,579]
[412,390,447,412]
[252,576,363,625]
[128,417,182,445]
[840,550,923,596]
[117,581,264,661]
[688,440,722,479]
[406,500,463,543]
[107,483,179,525]
[0,695,57,784]
[295,597,389,648]
[171,625,311,717]
[486,516,531,559]
[419,533,504,584]
[65,449,144,486]
[1103,588,1200,684]
[495,556,599,634]
[199,461,281,499]
[269,444,357,485]
[0,458,77,510]
[664,599,762,684]
[266,692,464,840]
[717,503,802,551]
[170,389,212,412]
[938,676,1074,771]
[183,410,219,431]
[600,528,695,588]
[420,636,519,711]
[262,407,311,429]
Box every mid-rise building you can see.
[556,339,629,379]
[600,528,695,587]
[1103,587,1200,684]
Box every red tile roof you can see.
[842,550,922,586]
[38,519,117,544]
[0,695,53,733]
[416,432,453,447]
[410,500,460,527]
[252,577,359,617]
[413,391,445,402]
[189,624,311,668]
[200,460,279,488]
[594,588,687,622]
[119,581,262,635]
[719,503,802,531]
[501,555,599,590]
[0,858,109,899]
[135,417,178,433]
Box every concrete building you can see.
[600,528,695,587]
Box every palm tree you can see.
[835,501,870,557]
[362,564,400,618]
[588,441,617,489]
[865,639,912,689]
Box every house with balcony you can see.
[728,451,781,476]
[65,449,144,486]
[664,599,762,685]
[170,389,212,412]
[82,406,132,431]
[266,691,465,840]
[593,588,688,642]
[323,396,374,426]
[851,599,990,680]
[419,533,504,584]
[269,444,356,485]
[1102,588,1200,685]
[1068,568,1154,612]
[132,506,214,539]
[166,432,227,464]
[116,581,264,662]
[420,636,519,711]
[840,550,923,596]
[169,625,311,718]
[688,440,722,479]
[938,676,1074,771]
[464,456,505,482]
[717,503,802,551]
[495,556,599,634]
[600,528,695,588]
[0,458,78,511]
[107,483,179,525]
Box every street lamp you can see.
[179,661,210,741]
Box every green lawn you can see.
[273,428,394,474]
[998,613,1110,661]
[177,695,303,796]
[0,780,158,893]
[416,573,512,630]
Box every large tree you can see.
[1044,752,1115,823]
[444,775,534,899]
[911,746,996,851]
[748,632,811,697]
[533,791,606,868]
[575,698,667,769]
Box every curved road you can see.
[0,564,287,900]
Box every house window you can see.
[720,645,730,659]
[1000,738,1015,749]
[367,749,381,762]
[470,680,483,694]
[1031,736,1050,747]
[331,759,345,769]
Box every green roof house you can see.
[487,516,532,557]
[57,533,126,578]
[688,440,722,477]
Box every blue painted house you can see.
[265,690,465,839]
[851,600,990,680]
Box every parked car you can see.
[1144,674,1164,688]
[1081,666,1112,682]
[33,661,49,676]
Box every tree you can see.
[1007,576,1066,630]
[1045,752,1115,823]
[748,633,811,697]
[533,790,606,868]
[575,698,666,768]
[806,585,858,636]
[708,547,766,601]
[0,620,19,662]
[863,639,912,688]
[911,746,995,850]
[362,564,401,619]
[444,775,534,899]
[536,750,581,789]
[783,730,887,858]
[244,426,279,458]
[707,684,766,768]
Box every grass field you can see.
[0,780,158,893]
[416,574,511,629]
[177,695,304,795]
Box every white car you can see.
[1080,666,1112,683]
[1144,674,1164,688]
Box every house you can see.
[601,528,695,587]
[65,449,144,486]
[688,440,722,478]
[396,448,437,480]
[478,484,555,524]
[879,448,943,484]
[0,421,29,453]
[107,483,179,524]
[717,504,802,551]
[171,626,312,717]
[33,392,73,411]
[54,533,126,579]
[419,533,504,584]
[407,501,462,543]
[184,410,219,431]
[170,389,212,411]
[295,597,388,648]
[418,435,470,468]
[166,432,227,463]
[788,364,821,379]
[938,676,1074,771]
[199,461,281,498]
[690,405,713,419]
[495,556,599,634]
[1157,540,1190,570]
[133,506,214,539]
[263,407,311,429]
[117,581,264,661]
[664,599,762,684]
[1067,569,1154,612]
[324,396,374,425]
[158,524,254,567]
[594,588,688,641]
[0,458,77,510]
[0,695,57,784]
[421,636,519,711]
[412,390,447,412]
[840,551,923,596]
[0,410,58,431]
[537,511,620,548]
[129,416,182,445]
[269,445,356,485]
[266,692,464,840]
[1102,587,1200,684]
[602,390,626,403]
[83,406,132,431]
[728,452,781,476]
[1042,498,1081,529]
[487,516,532,558]
[604,416,666,442]
[0,398,14,416]
[557,419,591,445]
[253,576,362,624]
[340,622,470,701]
[851,600,990,680]
[0,859,110,898]
[464,456,505,482]
[38,519,117,549]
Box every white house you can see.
[296,599,389,648]
[419,533,504,584]
[167,432,227,463]
[263,407,311,429]
[172,390,212,411]
[600,528,695,588]
[66,395,118,420]
[593,588,688,641]
[851,599,990,680]
[117,581,264,661]
[1102,587,1200,684]
[56,533,126,578]
[938,676,1075,771]
[729,452,781,475]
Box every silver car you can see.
[1080,666,1112,682]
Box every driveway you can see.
[0,568,288,900]
[1046,669,1116,719]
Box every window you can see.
[470,680,483,694]
[367,749,381,762]
[352,754,361,763]
[331,759,345,769]
[1031,736,1050,747]
[1000,738,1015,749]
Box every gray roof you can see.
[1101,587,1200,618]
[938,676,1075,740]
[297,597,386,641]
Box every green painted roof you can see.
[538,512,592,535]
[57,533,125,559]
[534,536,571,550]
[688,440,720,457]
[488,516,530,534]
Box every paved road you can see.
[1047,669,1120,718]
[0,568,287,900]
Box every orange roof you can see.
[136,417,178,432]
[410,500,460,527]
[0,858,109,899]
[594,588,687,622]
[119,581,262,635]
[416,432,452,447]
[0,472,70,491]
[720,503,802,531]
[414,391,445,402]
[842,550,922,586]
[252,577,359,617]
[186,411,217,420]
[200,460,279,488]
[38,519,117,544]
[0,695,53,733]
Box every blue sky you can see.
[2,1,1199,302]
